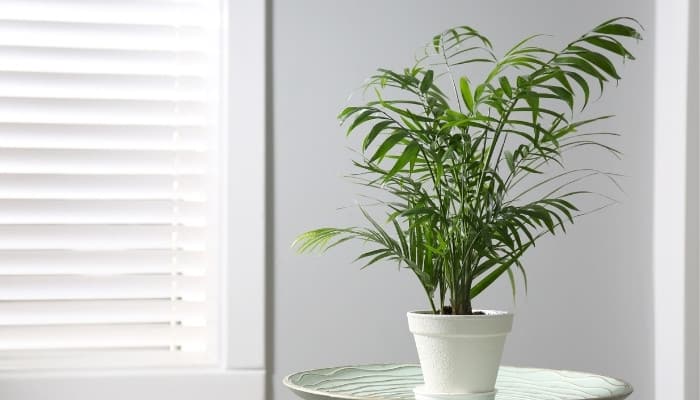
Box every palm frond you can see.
[293,18,642,314]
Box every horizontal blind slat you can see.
[0,123,207,150]
[0,149,205,175]
[0,46,207,75]
[0,21,207,52]
[0,225,205,250]
[0,200,205,225]
[0,97,207,125]
[0,275,205,301]
[0,72,206,101]
[0,350,210,370]
[0,324,206,351]
[0,1,215,26]
[0,299,205,325]
[0,250,205,275]
[0,174,204,200]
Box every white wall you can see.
[271,1,655,399]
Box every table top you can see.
[283,364,633,400]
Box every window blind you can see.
[0,0,223,369]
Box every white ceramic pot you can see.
[407,310,513,398]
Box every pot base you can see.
[413,385,496,400]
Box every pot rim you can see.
[407,309,512,318]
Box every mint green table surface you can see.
[284,364,632,400]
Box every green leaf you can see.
[400,207,436,218]
[474,83,486,102]
[337,106,360,122]
[459,77,475,113]
[370,131,407,163]
[520,165,542,174]
[499,76,512,98]
[354,248,387,262]
[552,70,574,93]
[504,150,515,172]
[506,267,517,302]
[524,92,540,124]
[565,71,590,110]
[541,85,574,111]
[470,246,528,299]
[593,23,642,40]
[515,260,528,295]
[392,219,409,256]
[555,56,607,85]
[386,141,420,179]
[420,70,434,93]
[346,109,376,135]
[361,251,392,269]
[504,34,546,56]
[582,36,635,60]
[575,50,621,79]
[593,16,643,31]
[516,75,529,89]
[362,121,394,151]
[432,34,441,52]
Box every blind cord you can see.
[170,12,183,353]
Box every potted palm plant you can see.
[294,18,642,399]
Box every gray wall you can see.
[271,1,654,399]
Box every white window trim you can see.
[0,0,267,398]
[223,0,267,373]
[653,0,699,399]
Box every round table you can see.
[284,364,632,400]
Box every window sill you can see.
[0,368,264,400]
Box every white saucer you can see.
[283,364,634,400]
[413,385,496,400]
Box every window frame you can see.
[653,0,699,400]
[0,0,266,398]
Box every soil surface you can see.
[440,306,485,315]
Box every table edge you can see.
[283,363,634,400]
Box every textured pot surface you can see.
[407,310,514,395]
